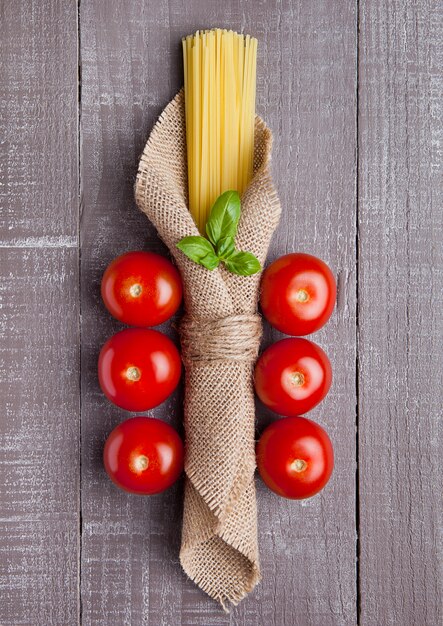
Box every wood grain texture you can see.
[0,249,80,625]
[80,1,357,624]
[0,0,79,243]
[79,2,185,625]
[0,2,80,624]
[2,0,441,624]
[358,1,443,624]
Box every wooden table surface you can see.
[1,1,442,624]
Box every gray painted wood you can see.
[242,1,358,625]
[0,0,79,243]
[2,0,442,624]
[79,2,186,625]
[358,1,443,625]
[80,1,357,625]
[0,1,80,624]
[0,249,80,625]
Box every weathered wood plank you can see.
[79,2,186,625]
[80,0,357,624]
[0,0,78,243]
[243,1,358,625]
[0,2,80,624]
[0,248,79,625]
[358,1,443,624]
[239,2,357,626]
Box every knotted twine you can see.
[135,91,281,609]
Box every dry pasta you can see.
[182,29,258,232]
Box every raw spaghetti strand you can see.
[182,29,258,232]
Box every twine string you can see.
[180,314,263,364]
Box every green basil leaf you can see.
[176,236,219,270]
[216,236,236,260]
[199,250,220,270]
[206,190,241,246]
[224,251,261,276]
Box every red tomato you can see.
[103,416,184,495]
[256,416,334,499]
[260,253,336,336]
[101,251,183,327]
[254,338,332,416]
[98,328,181,411]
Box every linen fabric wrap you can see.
[135,91,281,609]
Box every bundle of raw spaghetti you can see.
[183,29,257,232]
[136,30,280,609]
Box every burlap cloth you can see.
[135,91,281,609]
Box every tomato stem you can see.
[134,454,149,471]
[129,283,142,297]
[295,288,309,303]
[126,366,141,381]
[291,459,308,473]
[291,371,305,387]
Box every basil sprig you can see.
[176,191,261,276]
